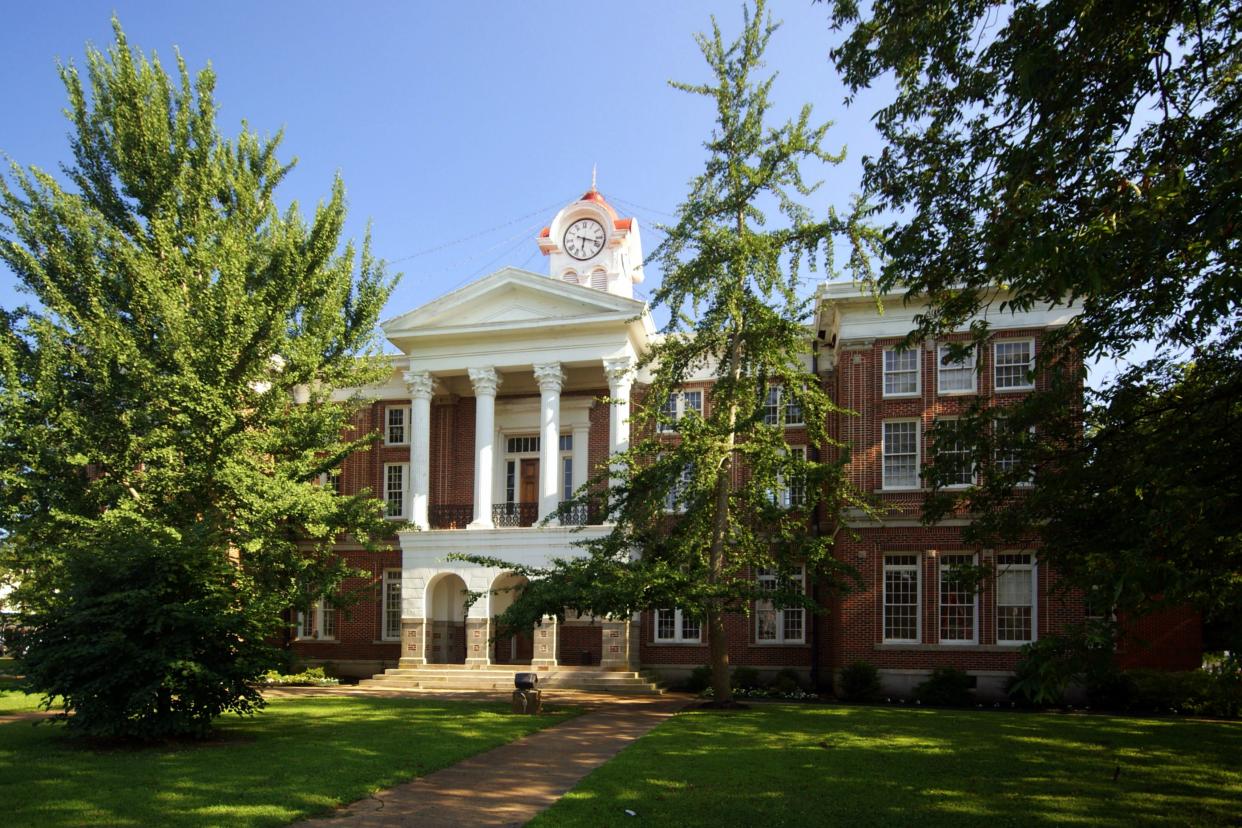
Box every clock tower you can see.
[537,186,645,299]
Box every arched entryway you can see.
[490,572,533,665]
[426,573,469,664]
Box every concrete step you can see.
[358,664,663,695]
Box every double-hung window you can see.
[762,387,805,427]
[386,406,409,445]
[777,446,806,507]
[994,340,1035,391]
[664,463,694,513]
[993,416,1035,486]
[297,598,337,641]
[939,554,978,644]
[319,469,342,494]
[382,569,402,641]
[383,463,407,519]
[755,567,805,644]
[882,349,920,397]
[658,390,703,433]
[936,419,975,488]
[883,554,920,642]
[937,344,977,394]
[654,608,701,643]
[559,434,574,501]
[996,553,1036,643]
[882,420,920,490]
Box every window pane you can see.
[939,554,975,641]
[938,345,976,392]
[562,457,573,502]
[883,421,919,488]
[321,604,337,639]
[764,387,781,424]
[683,391,702,415]
[384,571,402,640]
[937,420,974,486]
[756,604,777,640]
[385,465,404,517]
[783,607,804,641]
[785,393,804,425]
[656,609,675,640]
[995,341,1034,389]
[559,434,573,451]
[387,407,406,443]
[681,615,701,641]
[883,349,919,395]
[884,556,919,641]
[997,554,1034,642]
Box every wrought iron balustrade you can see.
[428,504,474,530]
[556,500,606,526]
[492,502,538,528]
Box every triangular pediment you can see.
[381,267,645,338]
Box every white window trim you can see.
[993,418,1037,488]
[882,419,921,491]
[993,338,1036,392]
[296,598,337,641]
[937,343,978,395]
[663,462,693,513]
[882,348,921,398]
[937,553,979,645]
[658,390,703,433]
[384,405,410,446]
[653,608,701,643]
[755,566,806,645]
[383,462,408,520]
[882,553,922,644]
[381,569,402,641]
[995,553,1038,645]
[936,417,976,490]
[776,446,806,507]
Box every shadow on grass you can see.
[531,704,1242,828]
[0,694,578,828]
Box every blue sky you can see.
[1,1,890,324]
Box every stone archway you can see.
[425,573,469,664]
[490,572,532,665]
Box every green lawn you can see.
[532,704,1242,827]
[0,693,575,827]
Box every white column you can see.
[603,357,633,498]
[533,362,565,523]
[403,370,435,530]
[467,367,501,529]
[572,424,590,507]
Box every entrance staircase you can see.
[359,664,663,695]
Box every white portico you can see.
[378,189,653,672]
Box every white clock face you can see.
[563,218,606,260]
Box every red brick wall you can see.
[290,546,402,664]
[1116,605,1204,671]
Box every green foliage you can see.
[685,664,714,694]
[1008,631,1117,706]
[731,666,762,691]
[465,0,879,705]
[771,667,804,694]
[837,660,880,701]
[828,0,1242,650]
[258,666,340,687]
[914,668,974,707]
[0,20,395,739]
[1095,668,1241,719]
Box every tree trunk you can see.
[706,605,732,701]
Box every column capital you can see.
[533,362,565,394]
[603,357,633,392]
[468,366,501,396]
[403,370,436,400]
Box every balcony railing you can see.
[429,504,474,530]
[557,500,606,526]
[492,502,538,528]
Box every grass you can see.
[0,693,576,827]
[532,703,1242,827]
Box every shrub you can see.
[914,667,974,706]
[838,661,880,702]
[685,665,713,694]
[258,667,339,688]
[771,668,804,694]
[1086,669,1138,711]
[1008,633,1114,706]
[731,666,762,691]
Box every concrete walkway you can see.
[298,691,688,827]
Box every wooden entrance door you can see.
[519,459,539,526]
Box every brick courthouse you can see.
[291,189,1201,695]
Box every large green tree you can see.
[472,1,879,703]
[827,1,1241,648]
[0,21,396,738]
